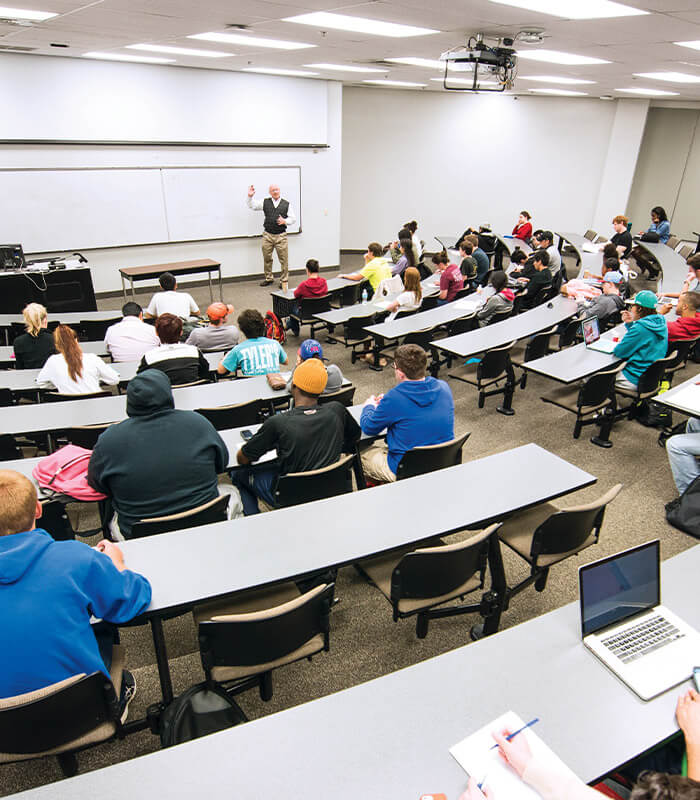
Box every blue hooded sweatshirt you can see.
[613,313,668,385]
[0,529,151,698]
[360,377,454,474]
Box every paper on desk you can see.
[455,298,482,310]
[374,300,392,310]
[665,383,700,412]
[582,242,598,253]
[450,711,578,800]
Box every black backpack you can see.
[157,682,247,748]
[665,476,700,539]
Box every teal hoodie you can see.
[613,313,668,384]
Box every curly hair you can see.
[630,771,700,800]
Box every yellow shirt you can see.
[360,258,392,291]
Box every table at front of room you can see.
[15,524,700,800]
[118,259,222,302]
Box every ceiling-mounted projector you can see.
[439,33,517,92]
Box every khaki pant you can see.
[361,442,397,484]
[262,231,288,282]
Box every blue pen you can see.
[489,717,539,749]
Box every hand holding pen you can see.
[491,720,537,778]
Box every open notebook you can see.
[450,711,578,799]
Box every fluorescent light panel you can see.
[429,77,500,87]
[616,87,679,96]
[0,5,56,20]
[529,87,589,95]
[520,75,596,84]
[634,71,700,83]
[283,12,438,38]
[386,57,444,69]
[127,44,232,58]
[304,63,386,73]
[82,52,174,64]
[675,41,700,52]
[517,49,610,65]
[488,0,647,18]
[189,32,314,50]
[242,67,318,77]
[363,79,426,87]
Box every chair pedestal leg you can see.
[497,372,516,416]
[259,671,273,702]
[416,613,429,639]
[57,752,78,778]
[591,408,614,449]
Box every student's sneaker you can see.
[119,669,137,722]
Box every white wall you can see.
[341,88,639,249]
[0,55,342,294]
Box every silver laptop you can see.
[579,541,700,701]
[581,315,616,353]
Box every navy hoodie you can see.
[88,370,228,538]
[360,377,454,474]
[0,528,151,698]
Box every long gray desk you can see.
[435,233,462,251]
[636,240,689,294]
[0,339,108,363]
[654,372,700,417]
[271,276,364,318]
[493,232,532,257]
[557,231,605,277]
[432,295,579,362]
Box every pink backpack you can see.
[33,445,107,501]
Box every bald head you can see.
[269,184,281,200]
[0,470,40,537]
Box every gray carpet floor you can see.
[2,253,697,796]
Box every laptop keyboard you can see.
[601,615,685,664]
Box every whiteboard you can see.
[162,167,301,243]
[0,166,302,253]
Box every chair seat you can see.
[498,503,596,567]
[615,385,657,401]
[360,538,482,614]
[509,342,527,365]
[451,362,508,388]
[541,384,611,415]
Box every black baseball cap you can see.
[536,230,554,242]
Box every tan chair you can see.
[195,582,333,701]
[509,326,557,389]
[274,454,355,508]
[129,494,230,538]
[357,524,500,639]
[614,352,677,417]
[448,341,516,415]
[171,378,210,389]
[195,399,263,430]
[667,235,681,250]
[65,423,115,449]
[584,229,597,242]
[679,244,694,259]
[0,645,128,777]
[498,484,622,605]
[395,432,470,480]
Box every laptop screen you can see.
[579,541,660,637]
[581,315,600,346]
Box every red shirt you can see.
[667,314,700,342]
[294,275,328,299]
[439,264,464,302]
[512,222,532,241]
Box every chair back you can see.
[40,498,76,541]
[637,352,677,396]
[0,388,13,408]
[195,399,262,430]
[317,386,355,407]
[558,316,582,348]
[522,327,555,363]
[487,308,512,326]
[274,454,355,508]
[446,314,478,337]
[584,229,597,241]
[298,295,331,320]
[339,282,364,305]
[416,262,432,281]
[79,319,120,341]
[0,672,118,758]
[391,525,496,602]
[130,494,230,538]
[402,327,437,351]
[44,390,112,402]
[530,485,622,565]
[199,583,333,674]
[478,342,514,382]
[396,432,470,480]
[679,244,694,259]
[394,307,418,321]
[171,379,209,389]
[667,235,681,250]
[343,313,375,342]
[65,424,114,449]
[577,366,621,409]
[454,286,473,300]
[420,295,439,311]
[665,338,697,372]
[0,434,22,461]
[529,283,553,308]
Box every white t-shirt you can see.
[146,291,199,319]
[395,290,420,310]
[37,352,120,394]
[104,316,160,362]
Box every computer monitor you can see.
[0,244,26,271]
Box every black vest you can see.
[263,198,289,234]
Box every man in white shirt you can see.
[104,302,159,362]
[535,231,562,277]
[247,184,297,288]
[145,272,200,320]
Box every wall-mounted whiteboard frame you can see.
[0,165,302,254]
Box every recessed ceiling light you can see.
[519,75,596,84]
[126,44,232,58]
[304,63,387,73]
[429,77,500,87]
[362,79,426,87]
[675,41,700,52]
[529,87,589,95]
[386,57,444,69]
[189,32,314,50]
[616,87,680,96]
[517,49,610,65]
[634,71,700,83]
[0,5,56,21]
[283,12,438,38]
[82,52,174,64]
[242,67,319,77]
[488,0,646,18]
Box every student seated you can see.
[360,344,454,483]
[660,291,700,342]
[667,419,700,497]
[231,358,361,515]
[458,240,478,283]
[507,248,529,275]
[534,230,562,276]
[385,266,423,315]
[217,309,288,377]
[613,290,668,390]
[0,469,151,702]
[138,313,210,386]
[391,238,417,278]
[338,242,392,298]
[37,324,120,394]
[517,250,552,309]
[662,254,700,300]
[104,301,159,363]
[284,258,330,337]
[185,302,240,351]
[286,338,345,395]
[477,271,515,326]
[13,303,55,369]
[145,271,200,320]
[584,273,625,325]
[639,205,671,244]
[404,219,424,261]
[434,252,463,304]
[601,214,633,258]
[512,210,533,242]
[465,234,490,286]
[88,370,229,538]
[583,256,622,285]
[386,227,418,265]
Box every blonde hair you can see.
[403,267,422,304]
[23,303,47,337]
[53,325,84,382]
[0,470,37,537]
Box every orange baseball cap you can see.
[207,302,233,321]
